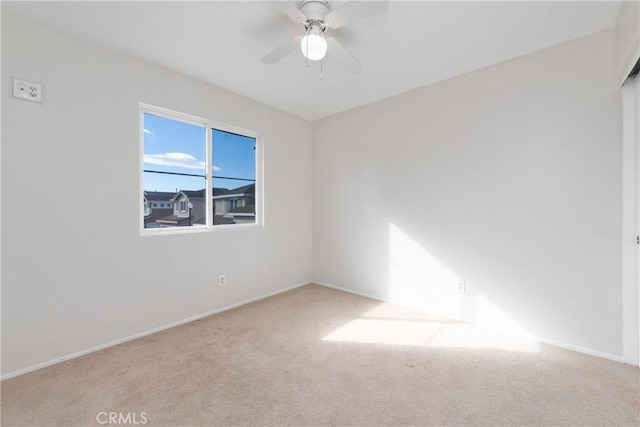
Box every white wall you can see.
[1,14,312,377]
[313,30,623,358]
[615,0,640,84]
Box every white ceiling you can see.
[3,1,623,121]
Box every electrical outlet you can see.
[457,280,466,294]
[13,78,42,102]
[218,275,226,287]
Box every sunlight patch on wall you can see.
[336,222,541,352]
[476,293,535,339]
[388,223,462,318]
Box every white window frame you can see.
[623,74,640,366]
[139,103,263,236]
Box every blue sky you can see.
[143,113,256,193]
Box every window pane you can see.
[143,175,206,228]
[143,113,206,229]
[212,129,256,226]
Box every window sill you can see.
[139,222,262,237]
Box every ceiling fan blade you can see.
[262,36,303,64]
[267,1,307,24]
[325,0,389,29]
[326,37,363,74]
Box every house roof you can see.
[144,208,173,224]
[213,215,236,225]
[155,214,186,224]
[145,191,175,202]
[179,189,206,199]
[230,183,255,195]
[155,214,205,226]
[214,183,255,199]
[213,187,230,197]
[176,184,255,200]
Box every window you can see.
[212,129,257,225]
[141,104,260,233]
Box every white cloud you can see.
[144,152,221,171]
[143,128,154,135]
[144,152,205,170]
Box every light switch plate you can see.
[13,78,42,102]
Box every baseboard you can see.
[4,279,627,381]
[1,281,312,381]
[313,281,627,365]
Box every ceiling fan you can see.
[262,0,389,74]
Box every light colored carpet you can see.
[1,284,639,426]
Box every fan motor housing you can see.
[300,0,330,22]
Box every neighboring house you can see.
[148,183,256,228]
[143,192,151,219]
[144,191,176,228]
[226,204,256,224]
[156,189,206,227]
[147,192,175,210]
[214,183,255,225]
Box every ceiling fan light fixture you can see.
[300,24,327,61]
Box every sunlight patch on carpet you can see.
[322,311,540,353]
